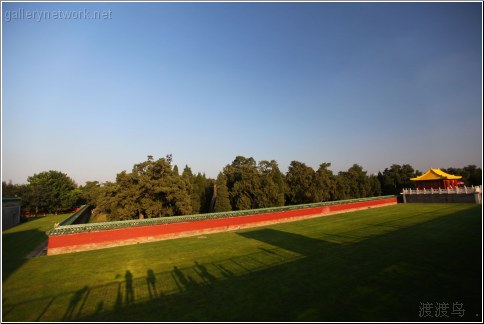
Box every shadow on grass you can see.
[2,245,301,322]
[2,229,46,281]
[3,207,482,322]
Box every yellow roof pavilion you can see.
[410,168,462,181]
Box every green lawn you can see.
[2,214,71,282]
[2,204,482,322]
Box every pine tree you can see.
[214,173,231,212]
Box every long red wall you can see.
[47,197,397,254]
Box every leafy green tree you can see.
[444,165,482,186]
[182,165,198,213]
[181,166,213,214]
[368,175,382,196]
[257,160,285,208]
[173,165,179,176]
[193,173,213,214]
[26,170,80,214]
[110,170,140,220]
[133,156,192,218]
[463,165,482,186]
[285,161,318,205]
[80,181,101,206]
[214,172,231,212]
[182,165,193,179]
[223,157,287,210]
[341,164,371,198]
[98,155,193,220]
[224,156,260,210]
[2,181,29,198]
[378,164,419,195]
[314,163,336,202]
[95,181,118,220]
[333,174,351,201]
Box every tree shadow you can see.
[238,228,335,257]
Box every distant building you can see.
[2,197,22,229]
[410,168,463,190]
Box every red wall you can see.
[48,197,396,252]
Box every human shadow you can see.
[125,270,134,305]
[114,282,122,311]
[63,285,88,320]
[146,269,158,299]
[215,264,234,278]
[194,261,217,283]
[172,266,199,292]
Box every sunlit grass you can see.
[2,204,481,321]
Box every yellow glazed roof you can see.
[410,168,462,181]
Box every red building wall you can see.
[415,180,459,190]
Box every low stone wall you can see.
[401,186,482,204]
[59,205,92,225]
[47,196,397,255]
[403,193,480,204]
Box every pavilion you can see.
[410,168,463,190]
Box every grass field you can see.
[2,204,482,321]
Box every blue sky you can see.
[2,2,482,185]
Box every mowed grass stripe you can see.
[2,203,481,321]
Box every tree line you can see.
[2,155,481,220]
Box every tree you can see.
[110,170,140,220]
[333,174,351,201]
[193,173,213,214]
[341,164,371,198]
[94,181,118,220]
[26,170,80,214]
[378,164,419,195]
[2,181,29,198]
[100,155,193,220]
[368,175,382,196]
[214,173,231,212]
[314,163,336,202]
[443,165,482,187]
[285,161,318,205]
[182,165,198,213]
[222,156,288,210]
[462,165,481,186]
[135,156,192,218]
[80,181,101,206]
[257,160,285,208]
[182,165,193,179]
[224,156,260,210]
